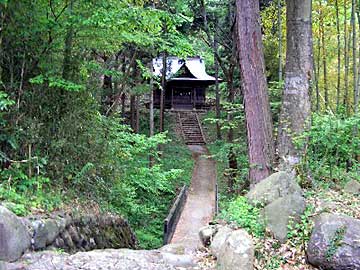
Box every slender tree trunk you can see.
[160,53,167,133]
[235,0,274,185]
[214,34,222,140]
[344,0,350,113]
[200,0,222,139]
[355,1,360,113]
[121,92,126,118]
[319,3,329,108]
[278,0,283,81]
[315,35,321,111]
[277,0,313,170]
[130,95,136,130]
[149,62,155,167]
[62,0,74,80]
[336,0,342,112]
[135,95,140,133]
[0,3,5,85]
[351,0,357,112]
[227,65,237,192]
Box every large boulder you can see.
[217,230,254,270]
[210,226,233,258]
[344,180,360,195]
[32,218,65,250]
[6,248,197,270]
[263,193,306,243]
[199,225,217,247]
[307,213,360,270]
[0,206,31,262]
[246,171,302,206]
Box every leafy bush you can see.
[219,196,265,237]
[287,205,314,248]
[0,88,187,248]
[296,113,360,184]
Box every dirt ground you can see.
[170,145,216,251]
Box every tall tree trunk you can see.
[315,35,321,111]
[278,0,283,81]
[160,53,167,133]
[351,0,357,112]
[277,0,313,170]
[214,34,222,140]
[200,0,222,139]
[62,0,74,80]
[319,3,329,109]
[227,64,238,192]
[335,0,342,112]
[235,0,274,185]
[135,95,140,133]
[149,62,155,167]
[355,1,360,114]
[121,92,126,118]
[130,95,136,131]
[0,2,5,85]
[344,0,350,113]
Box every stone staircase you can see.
[178,112,206,145]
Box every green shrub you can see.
[296,113,360,184]
[219,196,265,237]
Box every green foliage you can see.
[0,165,62,216]
[265,256,283,270]
[0,91,14,111]
[296,113,360,185]
[30,75,85,92]
[219,196,265,237]
[287,205,314,248]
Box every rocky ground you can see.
[2,245,217,270]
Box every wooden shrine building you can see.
[153,56,220,110]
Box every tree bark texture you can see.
[277,0,313,170]
[235,0,274,185]
[278,0,283,81]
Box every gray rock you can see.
[344,180,360,195]
[263,193,306,243]
[217,230,254,270]
[159,244,187,255]
[307,213,360,270]
[0,206,31,262]
[6,249,196,270]
[198,225,217,247]
[210,226,233,258]
[246,171,302,206]
[32,219,61,250]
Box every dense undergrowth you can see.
[0,90,193,249]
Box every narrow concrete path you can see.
[170,145,216,250]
